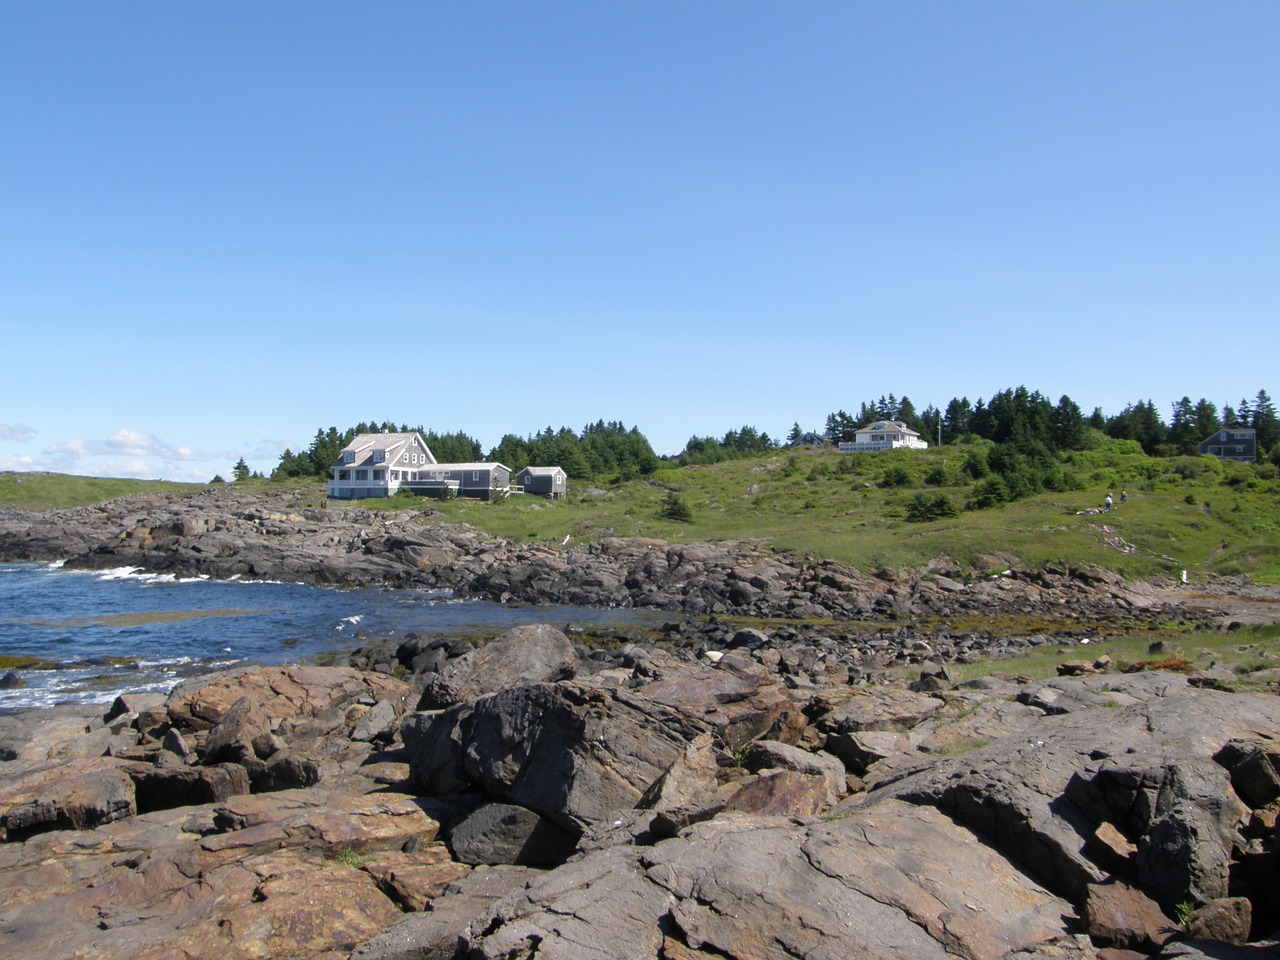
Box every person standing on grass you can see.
[1105,492,1113,513]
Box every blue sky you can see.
[2,1,1276,481]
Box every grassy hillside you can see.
[419,441,1280,583]
[5,439,1279,584]
[0,472,203,510]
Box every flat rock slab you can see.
[883,674,1280,910]
[0,787,445,960]
[461,801,1075,960]
[166,664,417,732]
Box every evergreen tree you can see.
[942,397,971,441]
[787,422,803,444]
[1050,395,1086,451]
[824,410,857,443]
[1168,397,1199,455]
[233,458,251,482]
[920,404,942,445]
[271,448,308,480]
[1252,389,1280,451]
[896,396,920,432]
[1192,399,1221,442]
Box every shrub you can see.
[881,465,914,488]
[905,492,962,522]
[962,449,990,479]
[659,491,693,522]
[966,475,1011,510]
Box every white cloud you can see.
[0,423,37,442]
[46,429,211,462]
[0,455,36,470]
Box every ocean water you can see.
[0,562,661,710]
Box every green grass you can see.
[0,472,203,510]
[914,622,1280,688]
[392,443,1280,582]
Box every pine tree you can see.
[233,458,251,482]
[1252,389,1280,452]
[1168,397,1199,455]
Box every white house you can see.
[838,420,929,452]
[328,432,511,500]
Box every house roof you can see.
[856,420,922,436]
[335,432,432,468]
[1201,427,1256,440]
[518,466,566,476]
[421,462,511,472]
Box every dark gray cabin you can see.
[1199,427,1257,463]
[515,465,568,498]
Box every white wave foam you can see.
[95,567,143,580]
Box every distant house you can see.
[516,465,568,498]
[1199,427,1257,463]
[786,432,828,448]
[328,432,511,500]
[837,420,929,452]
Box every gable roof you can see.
[420,462,511,472]
[517,466,566,476]
[857,420,922,436]
[334,432,435,468]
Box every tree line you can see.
[251,387,1278,491]
[268,420,657,483]
[785,387,1278,459]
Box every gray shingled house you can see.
[1199,427,1258,463]
[328,432,511,500]
[515,465,568,498]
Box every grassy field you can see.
[4,438,1279,583]
[0,472,203,510]
[408,442,1280,583]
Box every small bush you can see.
[905,492,962,523]
[659,491,693,522]
[966,475,1010,510]
[881,465,914,488]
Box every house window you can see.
[338,470,349,481]
[373,470,384,482]
[342,451,355,464]
[356,470,368,481]
[391,471,399,480]
[473,471,480,481]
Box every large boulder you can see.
[404,653,806,834]
[404,682,690,833]
[417,623,580,709]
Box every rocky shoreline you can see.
[5,485,1280,958]
[3,484,1275,652]
[3,623,1280,959]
